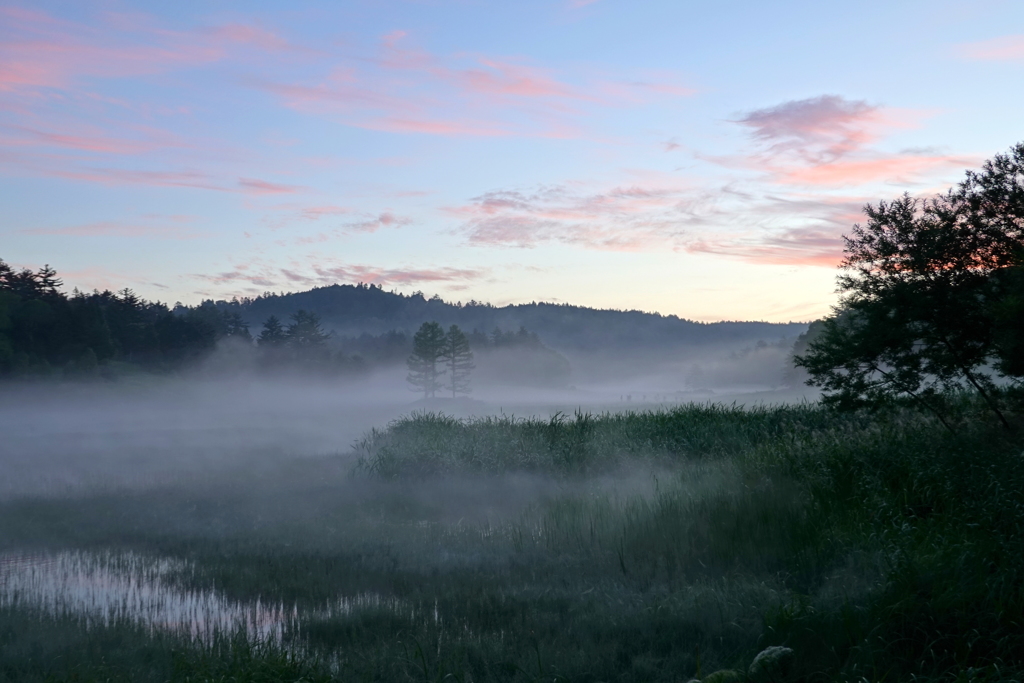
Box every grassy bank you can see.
[1,400,1022,682]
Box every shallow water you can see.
[0,550,406,644]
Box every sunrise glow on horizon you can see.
[3,0,1023,322]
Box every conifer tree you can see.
[286,310,331,368]
[443,324,474,398]
[257,316,287,347]
[222,311,251,341]
[285,310,330,350]
[407,321,446,398]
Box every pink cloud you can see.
[735,95,886,163]
[238,177,303,195]
[729,95,958,188]
[300,205,350,220]
[293,233,332,245]
[0,6,315,200]
[199,268,278,288]
[2,154,307,196]
[257,31,691,138]
[43,166,228,192]
[443,58,585,101]
[22,218,205,240]
[310,264,485,285]
[345,212,412,233]
[197,259,486,290]
[2,123,188,154]
[360,116,512,137]
[687,226,845,267]
[958,34,1024,61]
[773,154,973,187]
[0,7,295,92]
[209,23,290,52]
[0,9,219,92]
[450,183,695,251]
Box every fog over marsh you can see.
[0,351,816,503]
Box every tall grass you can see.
[2,398,1023,681]
[353,403,856,476]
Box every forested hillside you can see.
[2,259,800,383]
[218,283,805,354]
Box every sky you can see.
[2,0,1023,322]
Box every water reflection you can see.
[0,550,405,644]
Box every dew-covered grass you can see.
[1,399,1023,682]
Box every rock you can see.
[703,669,743,683]
[748,646,793,681]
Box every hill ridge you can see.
[213,283,807,353]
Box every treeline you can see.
[0,259,566,383]
[217,282,803,353]
[0,259,251,378]
[0,260,366,379]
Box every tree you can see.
[257,315,287,347]
[36,265,62,298]
[285,310,331,369]
[796,143,1024,429]
[989,265,1024,377]
[442,324,474,398]
[222,311,251,341]
[286,310,330,350]
[407,321,446,398]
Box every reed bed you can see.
[2,399,1022,682]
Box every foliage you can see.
[0,260,372,381]
[442,324,474,398]
[0,260,227,377]
[407,321,447,398]
[988,264,1024,377]
[256,314,287,347]
[216,281,803,356]
[796,143,1024,427]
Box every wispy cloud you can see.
[0,123,189,154]
[0,6,294,93]
[0,146,304,194]
[449,182,707,250]
[257,30,692,138]
[687,225,845,267]
[196,258,487,290]
[345,212,412,233]
[0,5,309,198]
[958,34,1024,61]
[22,216,205,240]
[299,205,350,220]
[237,177,303,195]
[735,95,884,164]
[308,263,485,285]
[773,154,972,186]
[684,193,884,267]
[727,95,963,188]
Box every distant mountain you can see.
[217,284,807,356]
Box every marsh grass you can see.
[2,399,1023,681]
[353,404,852,477]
